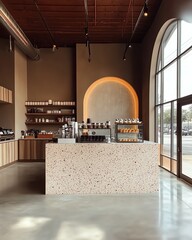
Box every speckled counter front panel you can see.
[46,142,159,194]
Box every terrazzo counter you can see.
[46,142,160,194]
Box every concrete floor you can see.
[0,163,192,240]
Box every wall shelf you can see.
[25,122,66,125]
[25,100,76,129]
[26,113,75,116]
[25,105,74,108]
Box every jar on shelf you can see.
[106,121,111,128]
[48,99,52,105]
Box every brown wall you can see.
[76,43,142,122]
[0,38,14,130]
[27,48,76,101]
[27,44,142,130]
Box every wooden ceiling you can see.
[0,0,162,48]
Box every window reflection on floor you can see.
[182,104,192,179]
[56,222,105,240]
[182,155,192,178]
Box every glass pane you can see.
[163,24,177,66]
[162,103,171,157]
[156,73,161,104]
[180,50,192,98]
[181,20,192,53]
[157,48,162,71]
[156,106,161,143]
[181,104,192,178]
[158,59,162,71]
[173,101,177,160]
[163,62,177,102]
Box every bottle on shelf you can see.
[87,118,91,129]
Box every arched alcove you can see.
[83,77,139,123]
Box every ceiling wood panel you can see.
[0,0,163,48]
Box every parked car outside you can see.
[174,129,188,136]
[182,129,188,136]
[188,129,192,135]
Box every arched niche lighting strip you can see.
[83,77,139,121]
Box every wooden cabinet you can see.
[18,139,51,161]
[0,140,18,167]
[0,86,12,103]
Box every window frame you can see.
[154,20,192,170]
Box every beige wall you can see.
[76,43,142,122]
[14,45,27,139]
[27,48,76,101]
[142,0,192,140]
[0,38,14,130]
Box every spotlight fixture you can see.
[144,2,148,17]
[85,27,88,36]
[52,44,57,52]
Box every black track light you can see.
[144,2,148,17]
[85,27,88,36]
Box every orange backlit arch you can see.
[83,77,139,121]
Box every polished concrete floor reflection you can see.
[0,162,192,240]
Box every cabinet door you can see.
[0,141,18,167]
[19,140,31,160]
[18,139,47,161]
[31,140,47,160]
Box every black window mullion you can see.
[177,20,181,99]
[170,101,174,172]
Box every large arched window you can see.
[155,20,192,174]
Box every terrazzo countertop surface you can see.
[46,142,159,194]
